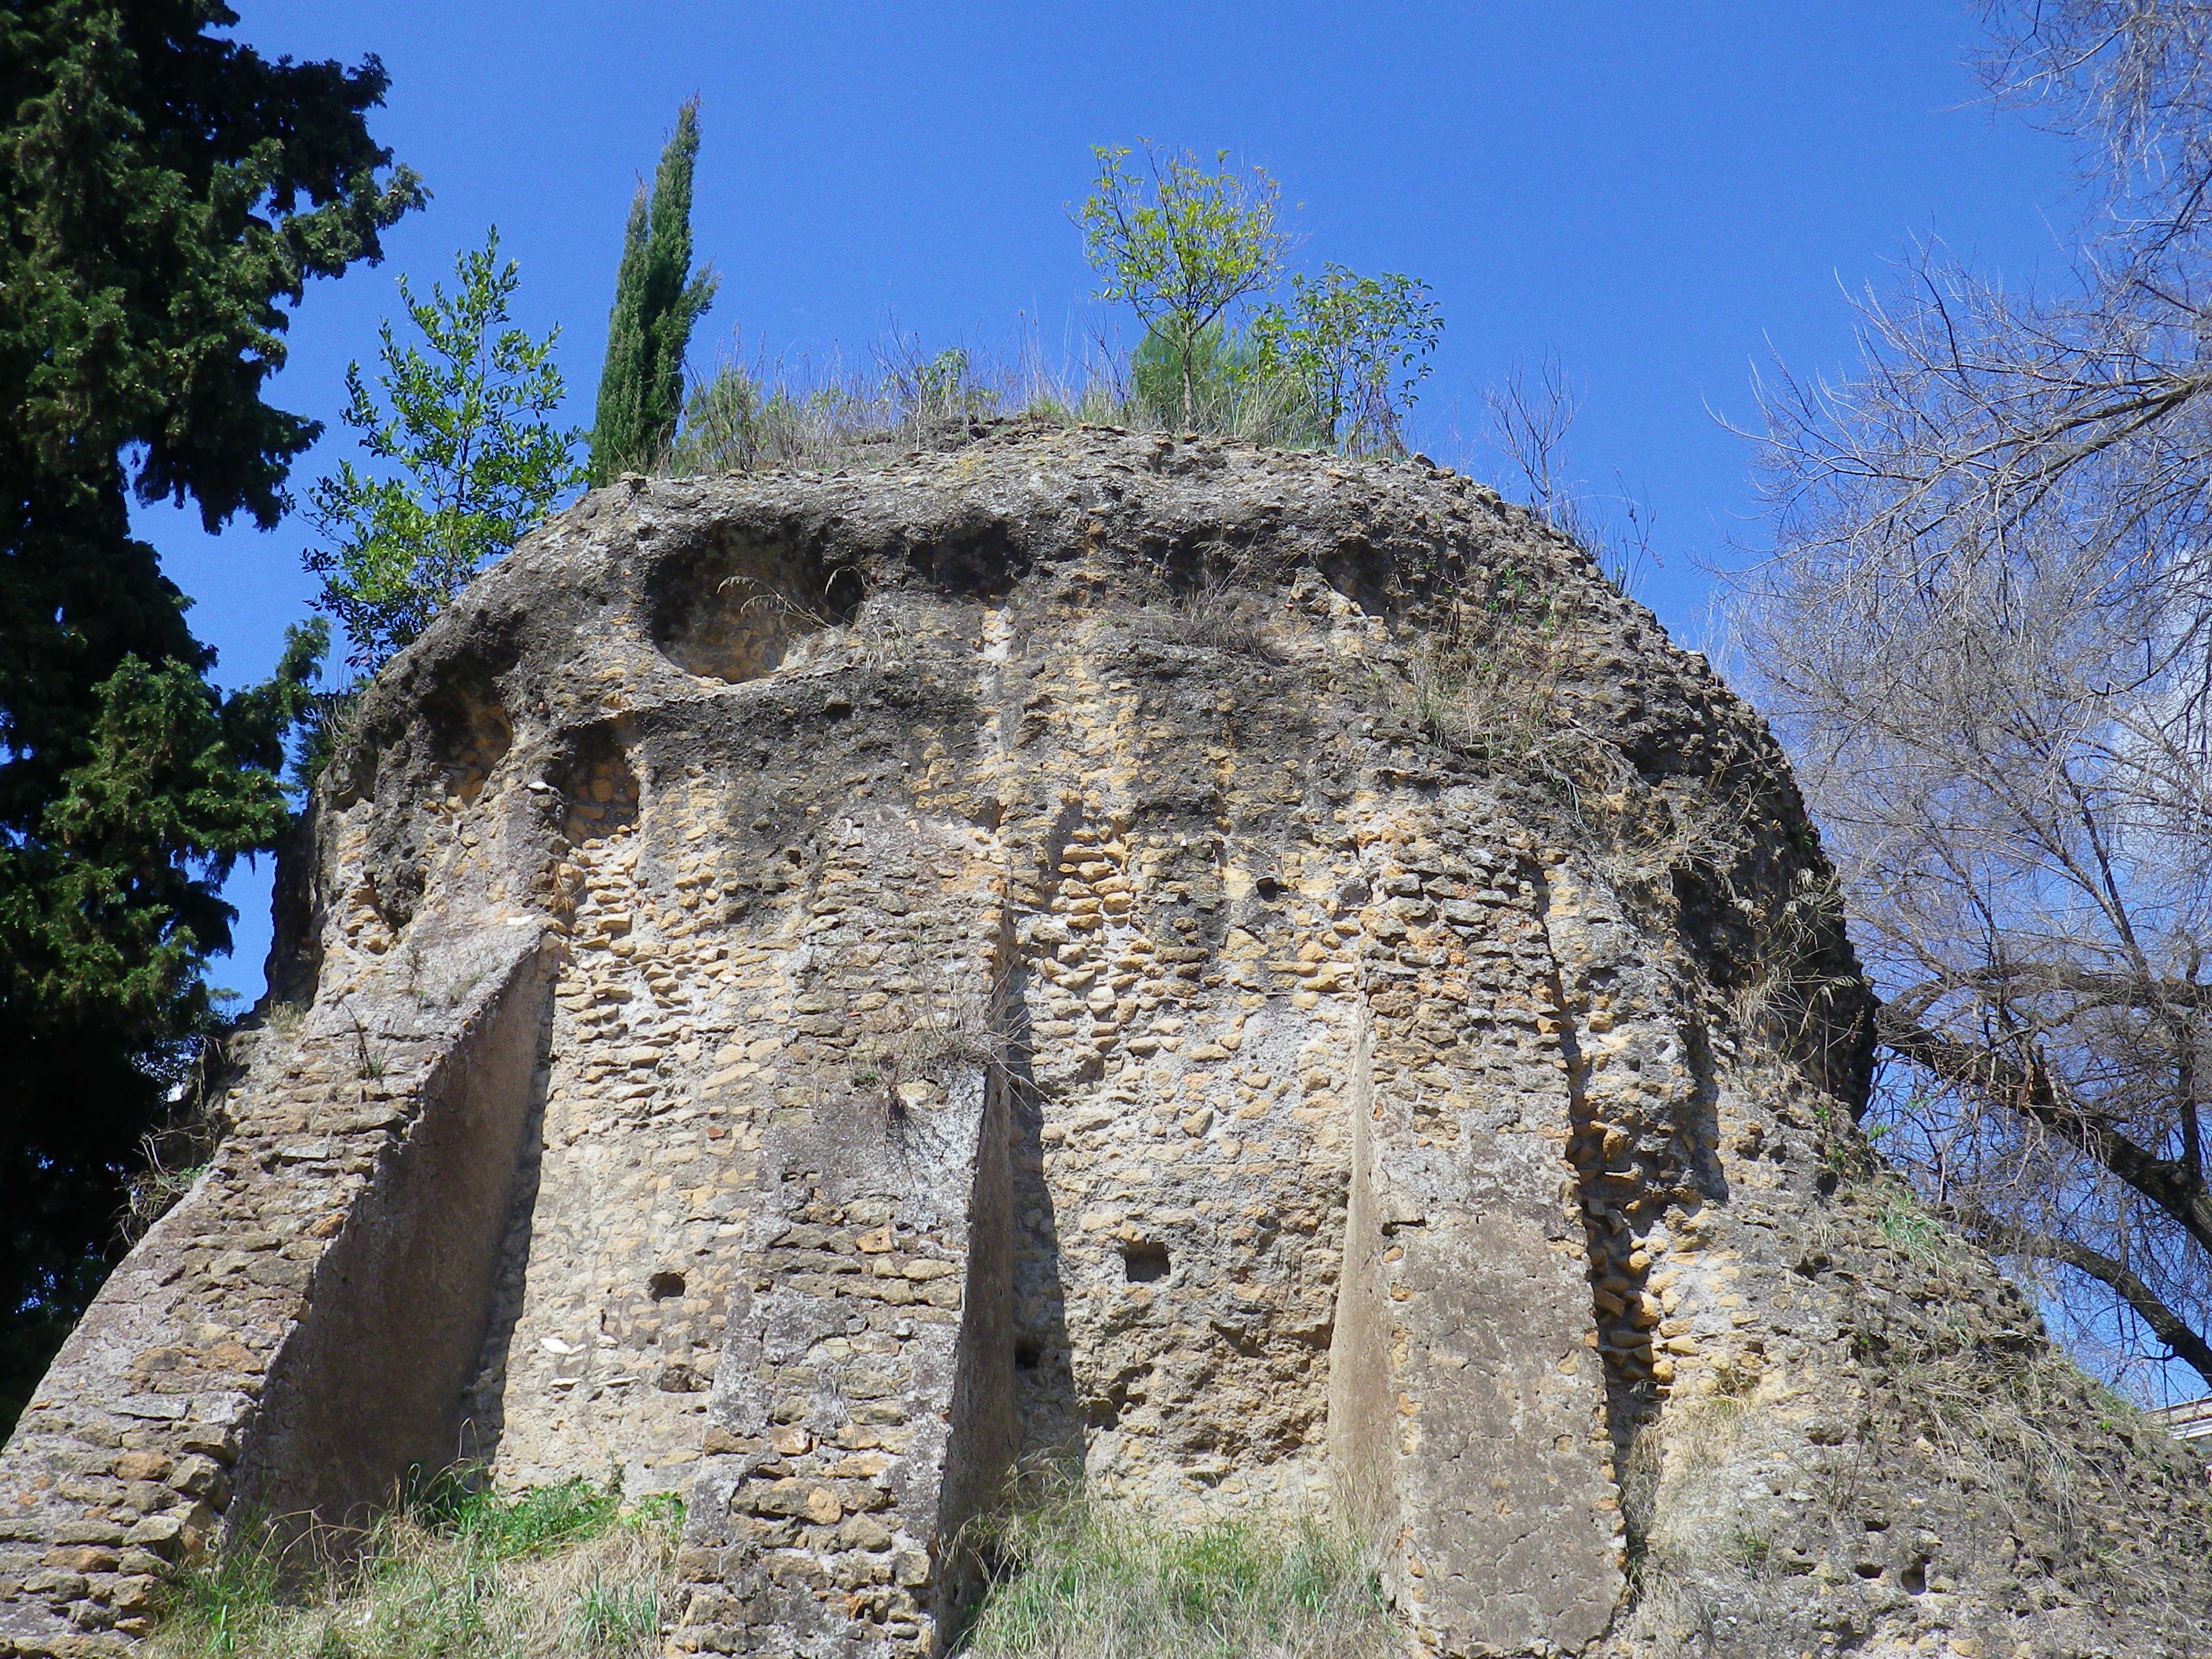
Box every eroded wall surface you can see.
[5,430,2208,1659]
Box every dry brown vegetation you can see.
[661,336,1329,482]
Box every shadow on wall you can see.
[454,1019,557,1471]
[229,935,555,1539]
[928,942,1083,1632]
[1002,959,1080,1473]
[648,534,866,684]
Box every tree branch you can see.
[1944,1204,2212,1389]
[1875,1002,2212,1256]
[1945,964,2212,1012]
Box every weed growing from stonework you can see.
[1874,1187,1951,1267]
[345,1007,383,1083]
[152,1478,680,1659]
[1721,1525,1774,1574]
[1123,572,1282,662]
[960,1490,1394,1659]
[1392,562,1577,757]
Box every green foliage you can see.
[1079,142,1291,429]
[15,632,322,1034]
[658,296,1425,478]
[1,3,422,552]
[669,365,857,475]
[154,1479,682,1659]
[893,346,1001,427]
[591,99,718,482]
[1397,564,1575,761]
[417,1475,629,1557]
[1875,1187,1952,1266]
[164,1534,284,1659]
[672,360,768,474]
[0,0,414,1434]
[304,232,582,675]
[568,1575,662,1653]
[1077,144,1440,453]
[1125,320,1335,448]
[1129,322,1253,429]
[1253,265,1442,452]
[1722,1525,1775,1573]
[670,343,1000,476]
[962,1490,1392,1659]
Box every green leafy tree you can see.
[1078,141,1292,428]
[1253,266,1443,453]
[591,99,718,481]
[0,0,417,1431]
[306,232,583,677]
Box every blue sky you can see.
[158,2,2084,999]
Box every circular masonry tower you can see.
[3,428,2206,1659]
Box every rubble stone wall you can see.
[5,429,2208,1659]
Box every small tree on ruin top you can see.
[1253,265,1442,453]
[1078,142,1292,430]
[305,231,582,681]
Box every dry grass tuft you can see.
[1123,577,1282,663]
[663,338,1337,482]
[959,1490,1395,1659]
[1395,566,1583,768]
[151,1480,679,1659]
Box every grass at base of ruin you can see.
[152,1479,1395,1659]
[151,1479,678,1659]
[961,1492,1396,1659]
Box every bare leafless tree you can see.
[1482,353,1660,597]
[1734,3,2212,1396]
[1484,353,1584,530]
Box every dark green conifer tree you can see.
[0,0,419,1432]
[590,99,719,482]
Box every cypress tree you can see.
[590,99,718,481]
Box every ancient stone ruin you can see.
[3,429,2207,1657]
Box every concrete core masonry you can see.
[3,428,2207,1658]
